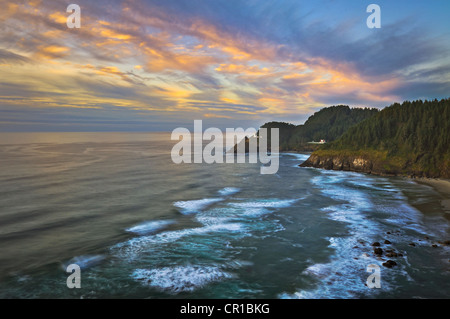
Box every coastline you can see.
[299,155,450,216]
[414,178,450,214]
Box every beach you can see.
[416,178,450,214]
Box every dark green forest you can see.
[261,105,379,151]
[318,98,450,177]
[256,98,449,177]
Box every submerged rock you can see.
[382,260,397,268]
[373,248,383,256]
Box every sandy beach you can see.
[415,178,450,214]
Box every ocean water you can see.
[0,132,449,299]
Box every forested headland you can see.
[300,98,450,178]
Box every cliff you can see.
[300,98,450,179]
[233,105,378,153]
[300,151,450,178]
[299,151,409,176]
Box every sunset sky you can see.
[1,0,450,131]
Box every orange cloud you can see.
[0,0,406,124]
[35,45,70,60]
[97,28,133,41]
[49,11,67,24]
[0,2,19,21]
[203,113,233,119]
[142,46,218,73]
[188,19,277,62]
[215,64,272,76]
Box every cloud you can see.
[0,0,449,131]
[0,49,32,65]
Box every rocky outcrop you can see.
[382,260,397,268]
[299,153,436,177]
[299,154,388,175]
[299,152,449,178]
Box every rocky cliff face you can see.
[300,154,372,172]
[300,154,405,177]
[300,153,450,178]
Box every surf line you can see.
[171,120,279,174]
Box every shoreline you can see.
[299,159,450,215]
[414,178,450,214]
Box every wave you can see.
[112,197,297,261]
[173,198,223,214]
[229,198,297,209]
[62,255,105,270]
[218,187,241,196]
[289,169,440,298]
[112,222,246,260]
[288,170,387,298]
[132,265,235,293]
[125,220,175,235]
[282,153,311,166]
[283,153,310,160]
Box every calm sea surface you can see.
[0,132,448,298]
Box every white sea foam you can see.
[292,170,389,298]
[126,220,175,235]
[229,199,297,209]
[63,255,105,270]
[113,196,293,261]
[283,153,310,161]
[112,222,246,259]
[218,187,241,196]
[281,257,386,299]
[382,203,428,233]
[132,265,235,293]
[283,153,310,167]
[173,198,223,214]
[240,207,272,217]
[297,170,438,299]
[302,263,332,279]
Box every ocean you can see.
[0,132,448,298]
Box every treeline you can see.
[261,105,379,151]
[320,98,450,177]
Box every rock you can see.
[372,242,381,247]
[386,252,398,258]
[386,232,391,234]
[382,260,397,268]
[374,248,383,255]
[384,240,391,244]
[409,243,416,247]
[432,244,438,248]
[299,154,374,173]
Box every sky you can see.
[0,0,450,132]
